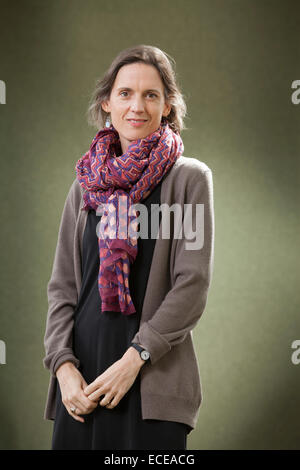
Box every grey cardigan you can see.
[43,155,215,432]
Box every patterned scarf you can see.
[75,121,184,315]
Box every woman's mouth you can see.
[127,119,148,127]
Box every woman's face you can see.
[102,62,171,154]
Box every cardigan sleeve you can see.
[131,169,215,365]
[43,180,80,377]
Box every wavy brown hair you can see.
[86,44,187,134]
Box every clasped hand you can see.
[84,348,144,410]
[57,347,144,423]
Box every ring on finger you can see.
[70,406,77,414]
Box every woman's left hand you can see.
[83,347,145,409]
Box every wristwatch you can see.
[130,342,150,362]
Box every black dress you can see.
[52,180,189,450]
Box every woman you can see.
[43,44,215,450]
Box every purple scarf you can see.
[75,121,183,315]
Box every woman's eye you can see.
[120,91,157,98]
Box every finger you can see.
[84,381,99,395]
[67,404,85,423]
[68,389,96,414]
[78,392,98,411]
[68,402,85,417]
[105,393,122,409]
[70,410,85,423]
[88,388,106,402]
[98,393,114,407]
[70,396,86,413]
[70,394,97,415]
[77,392,94,411]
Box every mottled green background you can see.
[0,0,299,450]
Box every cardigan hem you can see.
[140,392,201,434]
[43,386,199,434]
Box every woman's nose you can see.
[130,95,145,112]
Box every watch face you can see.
[141,350,150,361]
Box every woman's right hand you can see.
[56,361,98,423]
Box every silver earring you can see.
[105,114,111,128]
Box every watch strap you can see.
[130,342,150,360]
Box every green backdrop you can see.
[0,0,299,450]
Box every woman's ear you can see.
[163,102,171,117]
[101,100,110,113]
